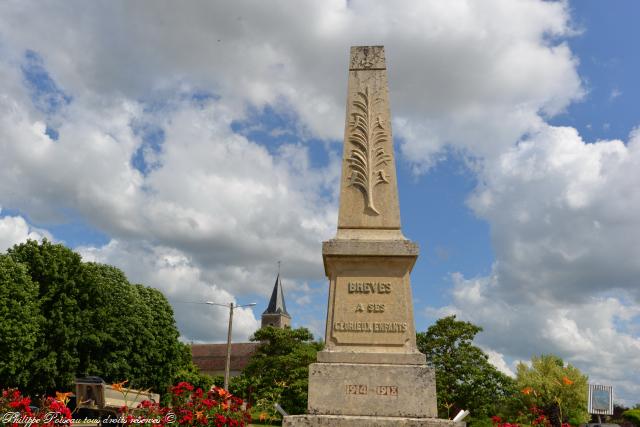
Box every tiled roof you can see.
[191,342,261,372]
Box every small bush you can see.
[623,409,640,427]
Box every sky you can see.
[0,0,638,405]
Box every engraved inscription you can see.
[376,386,398,396]
[345,384,398,396]
[334,321,407,333]
[348,282,391,294]
[332,276,409,346]
[368,303,385,313]
[346,384,368,395]
[354,303,385,312]
[346,87,392,216]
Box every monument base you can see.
[307,362,437,418]
[283,414,465,427]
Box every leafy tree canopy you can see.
[515,354,589,427]
[0,255,42,389]
[417,315,516,419]
[2,239,191,395]
[231,326,323,416]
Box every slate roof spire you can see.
[263,273,289,316]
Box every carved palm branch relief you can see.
[347,87,392,215]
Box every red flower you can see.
[178,409,194,424]
[9,396,32,411]
[492,416,503,424]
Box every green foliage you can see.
[2,239,192,395]
[623,409,640,426]
[465,416,495,427]
[231,326,323,416]
[171,343,220,395]
[417,315,516,419]
[515,354,589,426]
[0,255,42,389]
[8,239,85,393]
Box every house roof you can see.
[191,342,261,372]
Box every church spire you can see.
[261,266,291,328]
[263,273,289,316]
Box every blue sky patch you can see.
[188,90,220,107]
[21,50,71,115]
[0,207,110,248]
[130,120,166,175]
[232,102,304,151]
[45,125,59,141]
[549,1,640,143]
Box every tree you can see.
[8,239,85,394]
[3,239,191,395]
[417,315,516,419]
[231,326,323,416]
[0,255,42,388]
[515,354,589,427]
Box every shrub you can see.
[623,409,640,427]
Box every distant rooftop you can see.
[191,342,260,373]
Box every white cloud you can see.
[0,211,51,252]
[481,347,515,377]
[437,125,640,405]
[470,125,640,302]
[0,0,581,167]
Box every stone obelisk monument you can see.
[283,46,464,427]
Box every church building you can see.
[191,273,291,377]
[261,273,291,329]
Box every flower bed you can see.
[1,382,252,427]
[1,389,73,427]
[119,382,251,427]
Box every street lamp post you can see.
[205,301,256,390]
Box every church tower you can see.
[261,273,291,328]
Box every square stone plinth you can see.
[283,415,465,427]
[307,362,437,418]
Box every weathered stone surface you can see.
[322,255,420,352]
[307,363,437,418]
[284,415,465,427]
[322,239,419,257]
[316,351,425,365]
[337,46,401,233]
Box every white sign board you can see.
[588,384,613,415]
